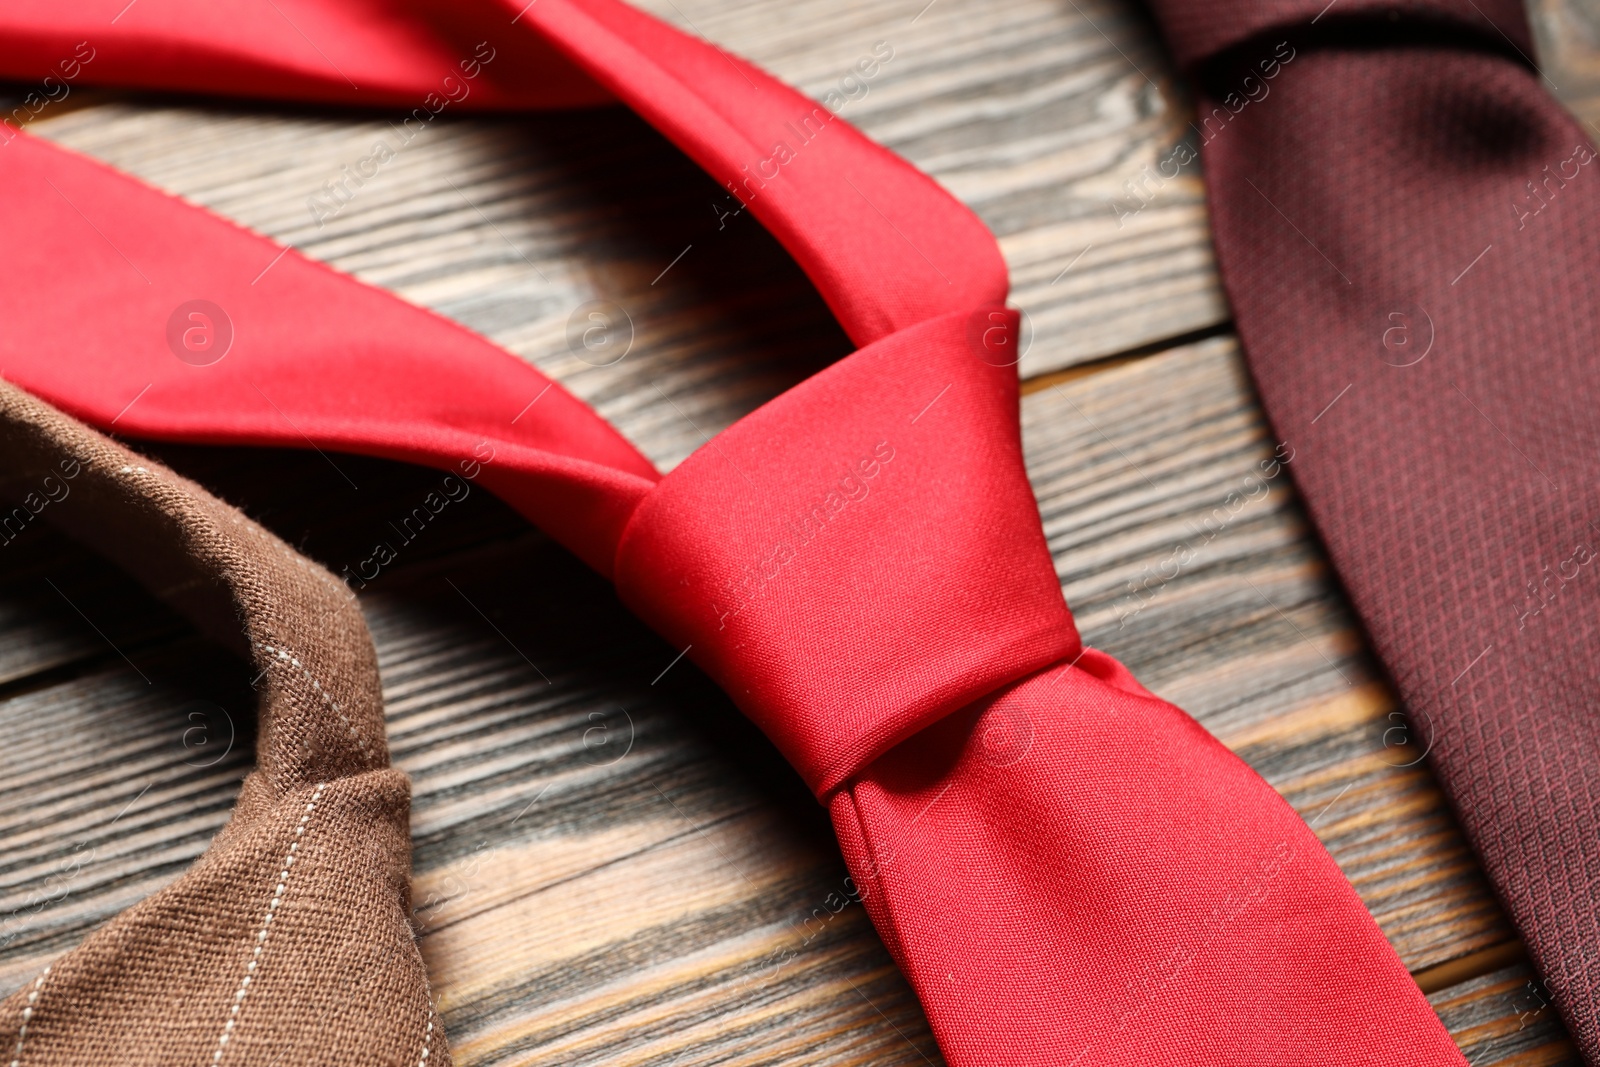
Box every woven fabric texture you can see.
[0,381,440,1066]
[1145,0,1600,1059]
[0,0,1485,1061]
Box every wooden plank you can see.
[2,0,1598,1061]
[23,0,1598,395]
[0,533,192,687]
[0,338,1539,1064]
[1022,338,1515,969]
[1431,963,1581,1067]
[624,0,1226,374]
[1533,0,1600,131]
[24,0,1219,396]
[0,442,535,690]
[0,532,942,1067]
[29,100,856,472]
[0,640,256,980]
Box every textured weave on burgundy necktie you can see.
[1144,0,1600,1058]
[0,0,1492,1060]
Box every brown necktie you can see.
[0,0,1479,1060]
[0,380,442,1065]
[1144,0,1600,1058]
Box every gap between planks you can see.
[1022,326,1533,1000]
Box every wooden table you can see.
[3,2,1597,1062]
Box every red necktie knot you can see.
[614,308,1080,798]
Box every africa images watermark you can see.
[1112,441,1295,629]
[1066,839,1297,1067]
[0,41,96,143]
[1511,523,1600,632]
[0,698,227,951]
[0,840,95,951]
[1109,40,1296,229]
[710,439,896,630]
[1510,140,1594,231]
[306,41,498,229]
[411,706,633,934]
[0,455,85,549]
[338,440,496,590]
[712,41,896,230]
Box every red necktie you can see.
[0,2,1468,1062]
[1143,0,1600,1059]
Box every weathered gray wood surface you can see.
[1431,963,1579,1066]
[2,0,1596,1062]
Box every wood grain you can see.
[25,0,1220,401]
[25,0,1596,395]
[1534,0,1600,130]
[0,342,1532,1063]
[1024,338,1519,972]
[1431,964,1581,1067]
[31,0,1593,396]
[4,0,1600,1062]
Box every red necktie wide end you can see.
[827,652,1466,1066]
[0,0,1527,1061]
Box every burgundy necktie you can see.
[1143,0,1600,1060]
[0,2,1470,1063]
